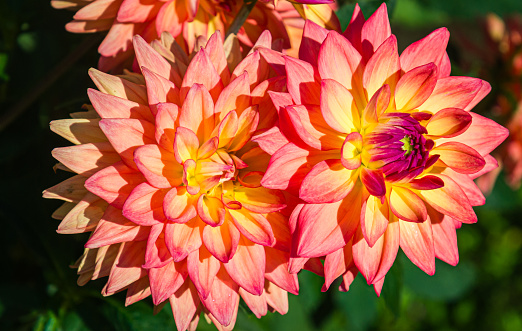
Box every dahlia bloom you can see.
[51,0,339,71]
[258,4,509,294]
[44,31,299,330]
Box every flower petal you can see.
[224,237,265,296]
[300,160,355,204]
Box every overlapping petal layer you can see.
[45,31,299,330]
[258,4,509,293]
[52,0,340,71]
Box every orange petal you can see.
[394,63,438,111]
[187,245,220,299]
[52,142,121,177]
[134,144,183,189]
[163,187,197,223]
[299,160,355,204]
[320,79,358,134]
[122,182,166,226]
[425,108,472,138]
[228,209,275,247]
[179,84,215,142]
[169,279,200,331]
[224,237,265,296]
[233,186,286,214]
[85,161,144,208]
[164,219,203,261]
[433,141,485,174]
[399,218,435,275]
[181,48,224,102]
[363,34,400,100]
[360,195,389,247]
[173,127,199,163]
[99,118,156,169]
[197,194,226,227]
[389,186,427,222]
[419,174,477,224]
[202,217,240,263]
[317,30,363,101]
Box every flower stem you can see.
[225,0,258,38]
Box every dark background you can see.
[1,0,522,330]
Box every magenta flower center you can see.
[365,113,435,182]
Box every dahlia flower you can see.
[51,0,339,71]
[257,4,509,294]
[44,31,299,330]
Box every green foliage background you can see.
[1,0,522,330]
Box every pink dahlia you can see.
[257,4,509,294]
[44,31,299,330]
[51,0,339,71]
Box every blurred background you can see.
[1,0,522,330]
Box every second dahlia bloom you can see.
[258,4,509,293]
[51,0,339,71]
[44,31,298,330]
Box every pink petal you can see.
[52,142,121,177]
[425,108,472,138]
[299,20,329,67]
[164,219,203,261]
[419,174,477,224]
[439,112,508,156]
[179,84,215,142]
[399,218,435,275]
[294,181,362,257]
[99,118,156,169]
[284,56,320,105]
[361,3,391,59]
[395,63,438,110]
[300,160,355,203]
[122,182,167,226]
[149,260,187,305]
[201,268,240,327]
[361,195,389,247]
[318,31,363,100]
[400,27,450,77]
[169,279,200,331]
[224,237,265,296]
[202,218,240,263]
[85,161,144,209]
[134,144,183,189]
[320,79,358,134]
[434,142,485,174]
[187,245,220,299]
[181,48,224,102]
[363,34,400,99]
